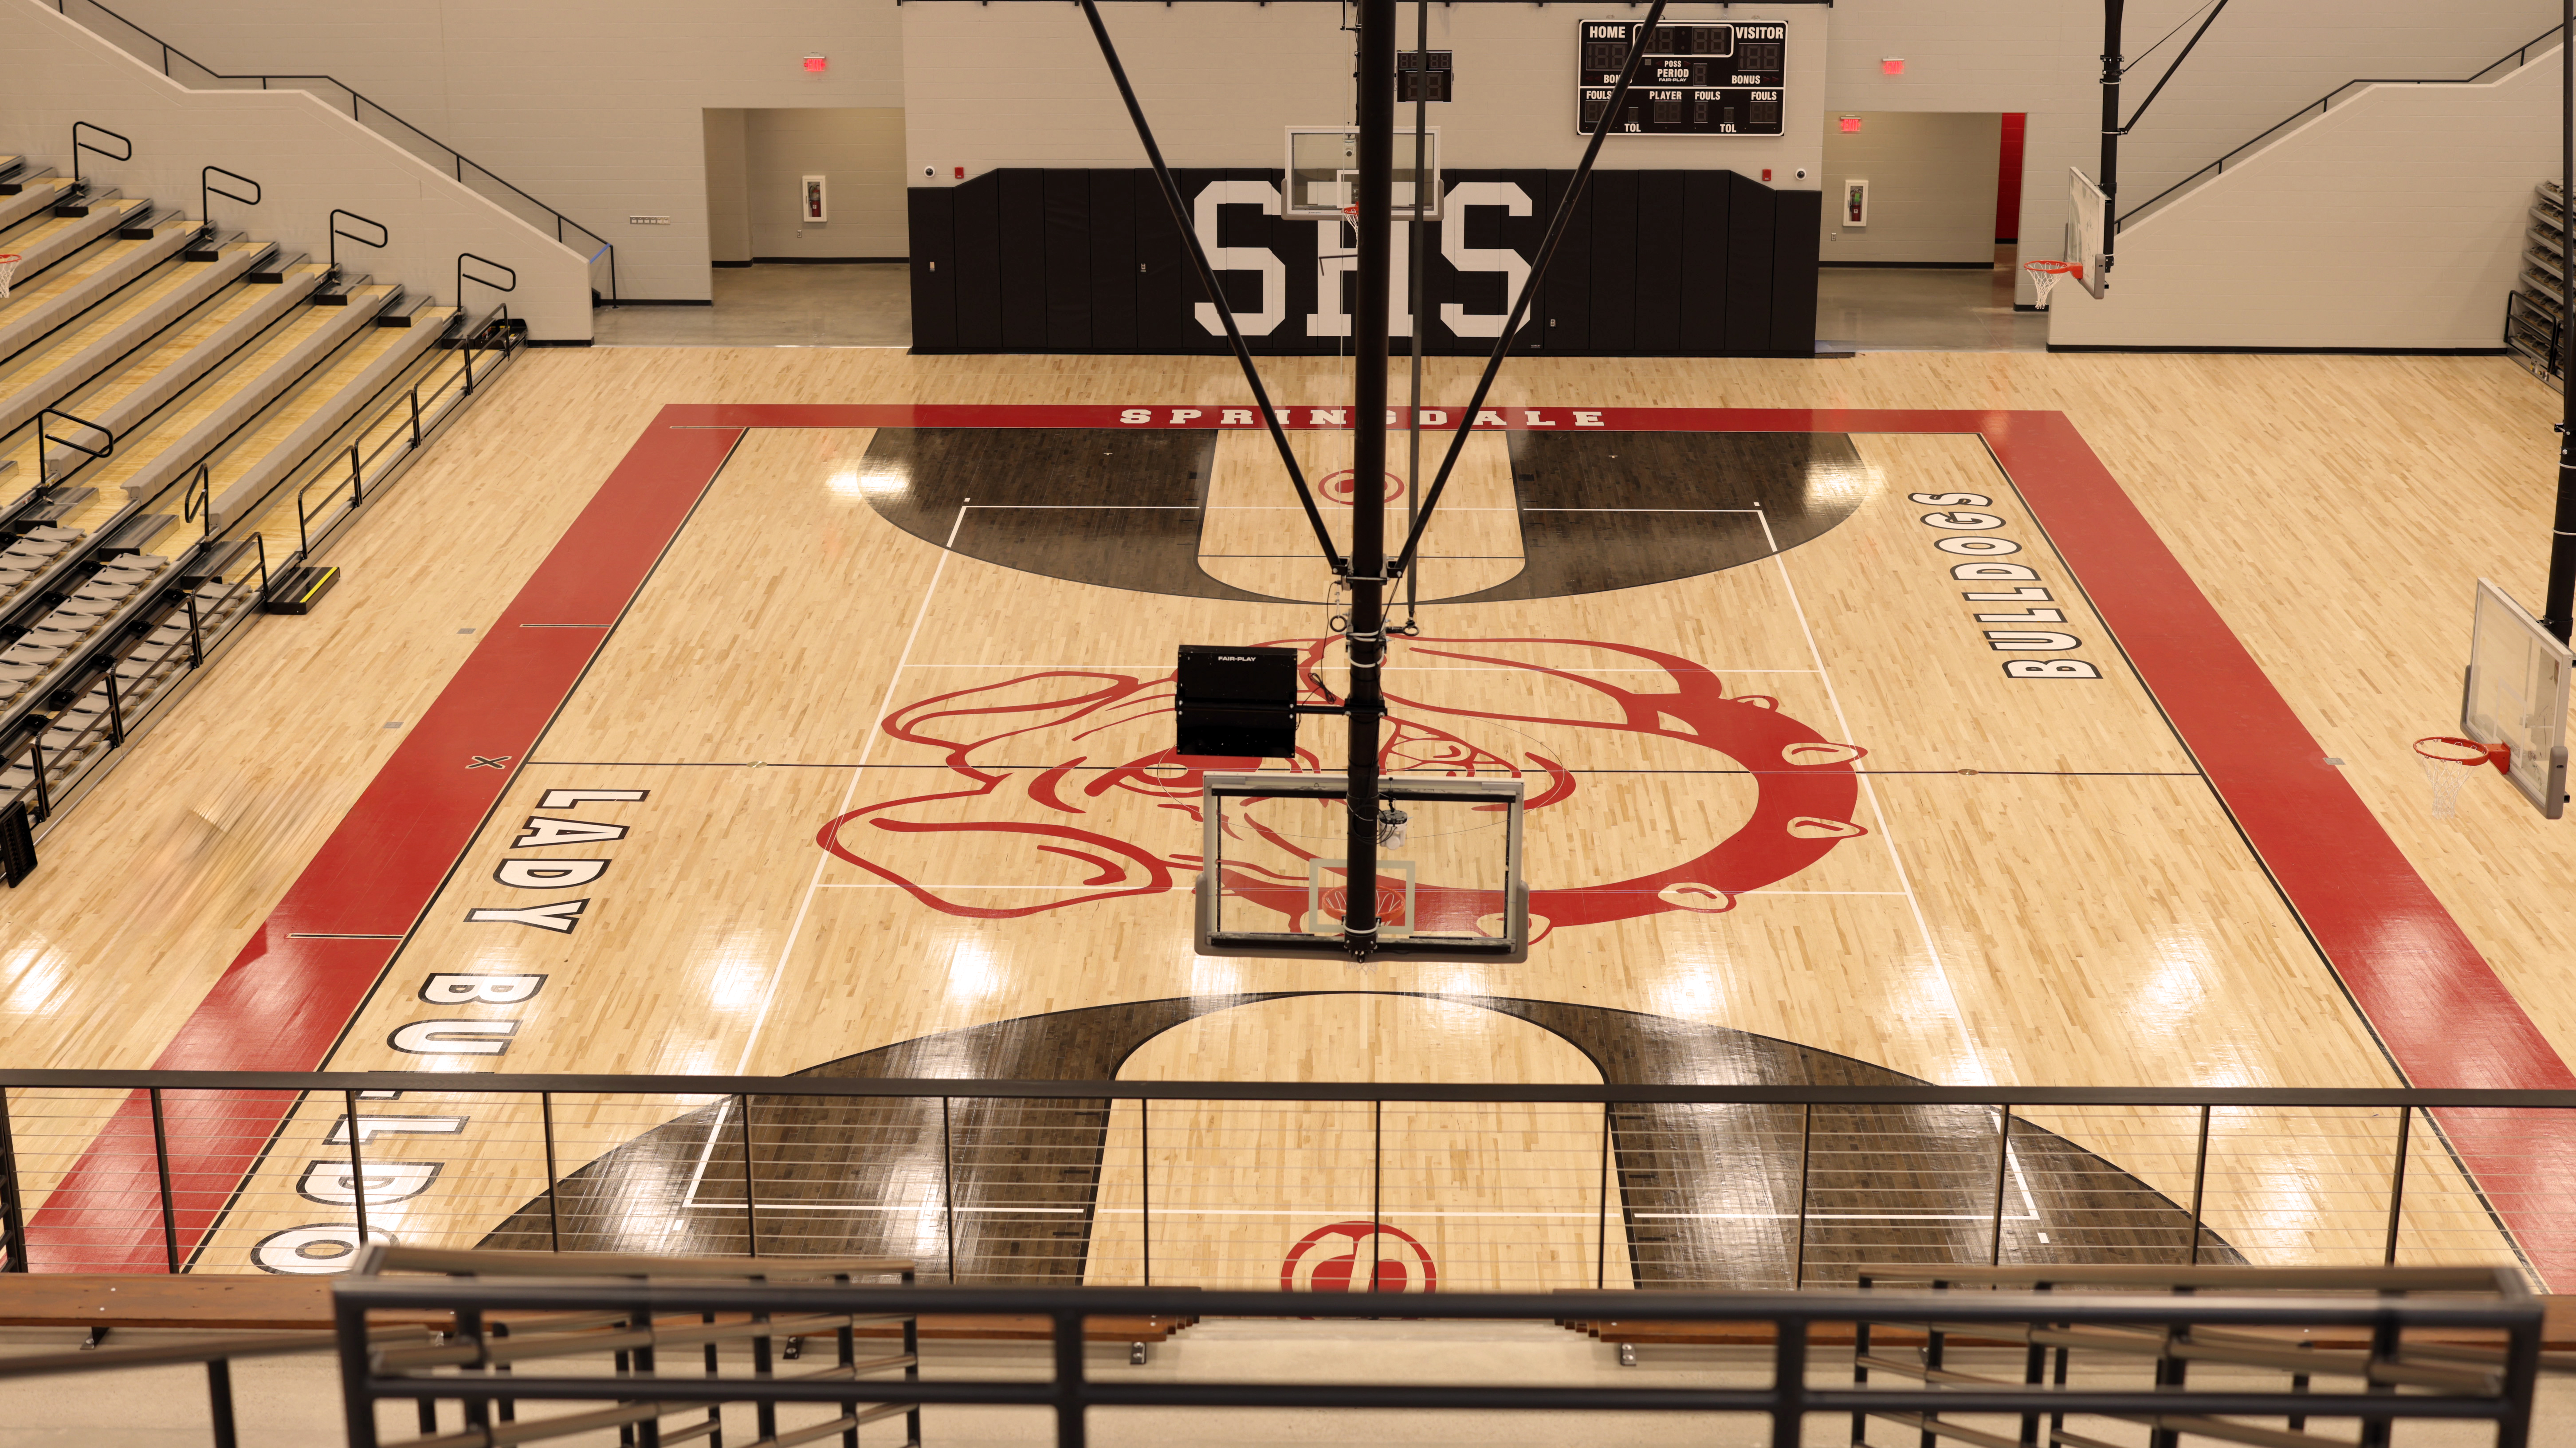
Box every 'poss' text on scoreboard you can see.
[1576,20,1786,137]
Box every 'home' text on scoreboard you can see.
[1576,20,1787,137]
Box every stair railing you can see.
[289,305,521,567]
[45,0,616,302]
[69,120,130,193]
[2120,22,2567,230]
[35,408,112,489]
[180,463,212,541]
[198,166,258,240]
[326,208,388,283]
[456,251,516,315]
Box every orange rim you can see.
[2415,735,2503,767]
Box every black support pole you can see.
[2547,0,2576,641]
[2099,0,2124,287]
[1344,0,1396,956]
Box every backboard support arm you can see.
[2098,0,2123,287]
[2546,0,2576,642]
[1075,0,1347,578]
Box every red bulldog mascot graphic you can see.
[817,635,1868,940]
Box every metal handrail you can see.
[198,165,257,236]
[325,206,387,278]
[456,250,516,312]
[179,461,211,539]
[6,1066,2575,1283]
[34,407,112,488]
[7,1068,2576,1107]
[47,0,617,301]
[68,119,129,191]
[290,304,518,564]
[2119,21,2566,228]
[328,1273,2543,1448]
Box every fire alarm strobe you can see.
[1175,645,1301,759]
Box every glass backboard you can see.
[2462,578,2572,818]
[1196,772,1524,960]
[1285,126,1441,220]
[2066,168,2109,300]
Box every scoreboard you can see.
[1575,19,1787,137]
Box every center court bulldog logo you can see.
[816,636,1868,939]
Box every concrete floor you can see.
[591,256,2046,354]
[4,1322,2567,1447]
[1815,247,2051,354]
[591,263,911,348]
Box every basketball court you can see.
[5,0,2576,1339]
[0,333,2568,1293]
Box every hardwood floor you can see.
[0,345,2563,1281]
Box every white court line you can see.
[727,503,971,1078]
[809,885,1914,893]
[1757,512,1991,1085]
[894,665,1822,673]
[679,1201,2038,1222]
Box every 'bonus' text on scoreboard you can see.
[1577,19,1786,137]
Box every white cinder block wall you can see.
[2049,47,2558,349]
[0,0,591,338]
[47,0,2564,342]
[1816,0,2558,306]
[1819,112,2001,265]
[90,0,909,302]
[902,2,1826,184]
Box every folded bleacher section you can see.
[0,147,524,874]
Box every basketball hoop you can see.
[2025,259,2083,309]
[2414,736,2508,819]
[0,255,20,301]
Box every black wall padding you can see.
[907,189,957,352]
[908,167,1821,358]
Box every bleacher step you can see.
[0,176,69,228]
[0,194,141,289]
[203,299,451,531]
[0,212,203,369]
[0,238,277,440]
[261,564,337,615]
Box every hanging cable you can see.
[1389,0,1667,584]
[1076,0,1347,576]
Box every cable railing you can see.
[4,1072,2572,1291]
[44,0,617,303]
[2118,21,2567,230]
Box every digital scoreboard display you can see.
[1576,20,1786,137]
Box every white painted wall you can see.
[902,2,1826,189]
[742,108,907,260]
[0,0,592,338]
[704,107,752,265]
[2047,46,2557,350]
[1819,111,2000,265]
[86,0,908,302]
[1817,0,2558,305]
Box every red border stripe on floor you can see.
[26,414,742,1272]
[27,403,2576,1285]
